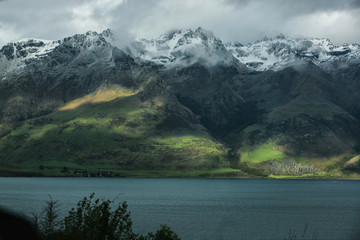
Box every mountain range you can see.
[0,27,359,177]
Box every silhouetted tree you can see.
[42,196,60,235]
[143,225,181,240]
[62,193,136,240]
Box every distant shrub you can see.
[237,162,268,177]
[61,166,68,173]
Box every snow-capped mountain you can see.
[0,29,115,79]
[226,34,360,71]
[0,38,60,77]
[127,27,234,68]
[0,28,359,176]
[126,29,360,72]
[56,30,116,68]
[2,27,359,75]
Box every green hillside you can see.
[0,86,234,177]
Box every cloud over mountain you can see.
[0,0,360,47]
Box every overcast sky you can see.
[1,0,360,47]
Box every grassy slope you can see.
[238,140,287,164]
[229,123,360,179]
[0,87,359,178]
[0,87,234,177]
[235,124,287,164]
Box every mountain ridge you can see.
[2,28,359,74]
[0,28,359,178]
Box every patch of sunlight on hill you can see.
[238,140,287,163]
[345,154,360,166]
[28,124,58,140]
[59,85,135,111]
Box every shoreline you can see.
[1,169,359,180]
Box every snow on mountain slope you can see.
[58,30,115,68]
[127,27,234,68]
[225,35,360,71]
[127,28,359,71]
[1,28,359,76]
[0,30,115,79]
[6,38,59,60]
[0,38,60,77]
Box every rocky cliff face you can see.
[0,28,359,176]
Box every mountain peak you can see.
[0,30,116,75]
[101,29,113,38]
[0,38,59,61]
[85,30,99,36]
[275,33,286,40]
[225,35,360,71]
[2,28,359,73]
[127,27,233,68]
[194,27,216,40]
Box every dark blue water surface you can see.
[0,178,359,240]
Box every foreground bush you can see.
[35,193,180,240]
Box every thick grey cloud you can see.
[0,0,359,47]
[217,0,360,43]
[225,0,360,15]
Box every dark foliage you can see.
[62,193,135,240]
[0,207,38,240]
[141,225,181,240]
[34,193,180,240]
[237,162,268,177]
[353,142,360,153]
[343,161,360,173]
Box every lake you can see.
[0,178,359,240]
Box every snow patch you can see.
[225,36,360,71]
[128,28,233,68]
[0,38,60,73]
